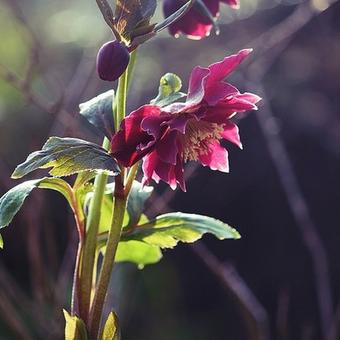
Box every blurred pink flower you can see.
[163,0,239,40]
[111,49,261,191]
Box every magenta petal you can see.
[142,151,160,186]
[235,92,262,105]
[156,130,178,165]
[223,93,260,112]
[111,105,161,167]
[221,0,240,8]
[204,82,239,106]
[187,66,210,105]
[174,157,186,191]
[221,122,242,149]
[207,49,252,83]
[199,141,229,172]
[141,113,170,139]
[167,113,192,133]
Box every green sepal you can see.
[101,311,120,340]
[0,177,73,229]
[12,137,120,179]
[63,310,88,340]
[79,90,115,139]
[123,212,240,248]
[151,73,186,107]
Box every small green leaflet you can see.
[0,178,73,229]
[101,311,120,340]
[151,73,186,107]
[63,310,88,340]
[0,235,3,249]
[12,137,120,179]
[122,212,240,248]
[79,90,115,139]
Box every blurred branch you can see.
[191,242,270,340]
[250,85,333,340]
[0,290,33,340]
[241,3,339,339]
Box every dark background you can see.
[0,0,340,339]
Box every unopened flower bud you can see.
[96,40,130,81]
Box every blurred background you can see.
[0,0,340,339]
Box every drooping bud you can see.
[96,40,130,81]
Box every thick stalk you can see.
[89,56,131,337]
[89,176,126,339]
[79,138,110,322]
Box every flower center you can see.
[181,119,224,162]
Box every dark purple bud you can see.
[96,40,130,81]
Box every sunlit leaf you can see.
[151,73,186,107]
[12,137,120,179]
[115,240,162,268]
[123,212,240,248]
[101,311,120,340]
[0,235,3,249]
[79,90,115,139]
[63,310,88,340]
[0,178,73,229]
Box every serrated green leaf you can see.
[12,137,120,179]
[101,311,120,340]
[151,73,186,107]
[63,310,88,340]
[0,178,73,229]
[79,90,115,139]
[115,240,162,268]
[123,212,240,248]
[114,0,157,40]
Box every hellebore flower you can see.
[163,0,239,40]
[96,40,130,81]
[111,49,261,191]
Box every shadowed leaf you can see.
[0,178,73,229]
[79,90,115,139]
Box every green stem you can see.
[79,138,110,322]
[115,70,128,129]
[88,50,138,337]
[89,176,126,339]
